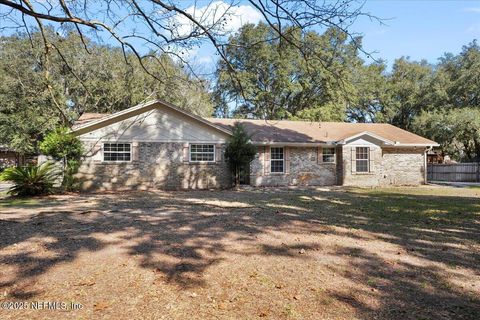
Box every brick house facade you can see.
[72,100,438,191]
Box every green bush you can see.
[39,127,84,191]
[0,162,60,196]
[61,159,81,191]
[39,127,83,161]
[224,122,257,187]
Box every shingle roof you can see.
[207,118,437,145]
[71,104,437,146]
[72,113,109,129]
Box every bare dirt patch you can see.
[0,186,479,319]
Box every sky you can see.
[1,0,479,71]
[352,0,480,67]
[185,0,480,71]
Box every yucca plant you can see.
[0,162,60,196]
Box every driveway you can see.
[429,181,480,188]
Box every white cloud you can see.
[196,54,215,65]
[173,1,263,37]
[463,7,480,13]
[466,24,480,35]
[166,1,263,64]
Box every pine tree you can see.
[224,123,257,187]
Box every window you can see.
[190,144,215,162]
[270,147,284,173]
[103,143,131,162]
[356,147,369,172]
[322,147,335,163]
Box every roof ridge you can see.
[207,118,392,124]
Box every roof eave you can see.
[389,143,440,147]
[336,131,395,145]
[251,141,333,146]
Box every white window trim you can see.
[322,147,336,163]
[189,144,216,163]
[355,146,370,173]
[270,147,285,174]
[102,142,132,163]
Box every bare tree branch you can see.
[20,0,70,124]
[0,0,381,119]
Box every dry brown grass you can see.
[0,185,479,319]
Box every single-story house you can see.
[72,100,438,190]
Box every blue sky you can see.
[184,0,480,73]
[351,0,480,67]
[2,0,479,71]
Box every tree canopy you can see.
[0,30,213,153]
[215,23,361,121]
[410,42,480,161]
[214,24,480,161]
[0,0,374,82]
[0,0,377,156]
[1,13,479,162]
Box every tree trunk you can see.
[61,156,67,187]
[473,138,480,161]
[235,165,240,188]
[463,142,473,161]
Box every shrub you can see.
[0,162,60,196]
[61,159,81,191]
[39,127,84,161]
[39,127,84,191]
[224,122,257,187]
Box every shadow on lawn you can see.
[0,188,479,318]
[330,245,479,319]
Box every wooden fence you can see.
[427,163,480,182]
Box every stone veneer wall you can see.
[342,146,425,186]
[76,142,231,191]
[250,146,337,186]
[77,142,425,190]
[380,148,426,185]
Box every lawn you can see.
[0,186,479,319]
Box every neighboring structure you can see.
[427,148,455,164]
[427,149,444,164]
[72,100,438,190]
[0,145,35,170]
[0,146,18,169]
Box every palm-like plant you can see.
[0,162,60,196]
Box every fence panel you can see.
[427,163,480,182]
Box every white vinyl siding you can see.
[77,108,229,143]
